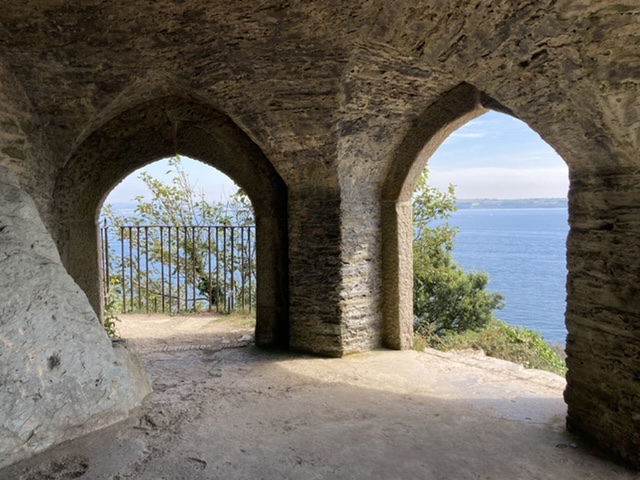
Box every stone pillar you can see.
[339,188,384,353]
[57,218,103,319]
[287,178,390,355]
[381,199,414,350]
[565,167,640,468]
[288,186,344,356]
[254,214,289,348]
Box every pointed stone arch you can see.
[381,83,488,349]
[54,95,289,348]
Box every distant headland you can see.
[456,198,568,209]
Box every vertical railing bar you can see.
[176,227,181,313]
[100,226,105,298]
[183,227,189,312]
[145,226,149,314]
[247,226,251,311]
[243,226,247,312]
[128,226,134,311]
[248,226,252,312]
[184,226,188,312]
[236,226,240,311]
[104,224,110,300]
[230,226,235,312]
[245,226,249,312]
[192,226,197,312]
[136,227,141,311]
[99,226,103,296]
[207,226,212,312]
[168,227,173,314]
[223,227,227,313]
[247,226,250,312]
[121,227,126,312]
[185,226,189,312]
[252,226,255,311]
[215,227,220,314]
[160,226,165,313]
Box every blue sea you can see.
[445,208,568,344]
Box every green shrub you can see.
[414,266,504,337]
[412,168,504,338]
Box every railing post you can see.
[160,226,165,313]
[145,226,149,313]
[192,226,197,312]
[207,226,212,311]
[168,226,173,313]
[120,226,126,312]
[102,222,110,301]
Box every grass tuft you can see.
[417,319,567,376]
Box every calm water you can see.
[446,208,569,344]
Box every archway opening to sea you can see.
[56,96,289,350]
[420,110,568,359]
[99,156,258,349]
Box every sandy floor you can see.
[3,314,638,479]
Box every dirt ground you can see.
[3,313,638,479]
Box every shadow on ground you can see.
[2,315,637,479]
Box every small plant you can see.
[412,334,429,352]
[103,277,122,339]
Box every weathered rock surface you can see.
[0,166,150,469]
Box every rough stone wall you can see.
[0,62,56,227]
[565,168,640,467]
[338,189,382,353]
[555,8,640,465]
[0,166,150,469]
[287,183,344,356]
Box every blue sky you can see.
[105,111,568,204]
[106,158,238,204]
[428,111,568,198]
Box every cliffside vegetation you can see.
[412,169,566,376]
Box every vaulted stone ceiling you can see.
[2,1,636,178]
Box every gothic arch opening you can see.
[381,83,574,350]
[381,83,487,349]
[425,110,569,351]
[54,96,289,348]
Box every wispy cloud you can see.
[450,131,486,139]
[429,166,569,199]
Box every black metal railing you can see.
[100,225,256,314]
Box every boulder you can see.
[0,166,151,468]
